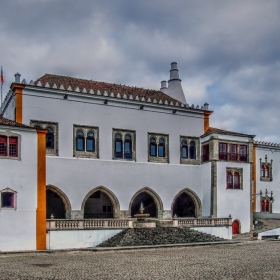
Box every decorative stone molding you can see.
[226,167,243,190]
[0,130,21,160]
[0,187,17,210]
[259,155,273,182]
[73,125,99,158]
[112,128,136,161]
[260,189,273,213]
[81,186,120,219]
[171,188,202,218]
[30,120,58,156]
[148,133,169,163]
[129,187,164,219]
[180,136,200,165]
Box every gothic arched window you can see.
[76,130,85,151]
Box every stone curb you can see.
[1,239,271,255]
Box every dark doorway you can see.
[84,191,113,218]
[232,220,240,234]
[46,189,66,219]
[131,192,157,218]
[172,193,195,217]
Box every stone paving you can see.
[1,241,280,279]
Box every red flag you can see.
[0,67,4,85]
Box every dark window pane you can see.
[2,192,14,207]
[107,206,112,212]
[150,144,156,156]
[76,138,84,151]
[103,206,106,212]
[115,133,121,139]
[158,145,165,157]
[46,134,54,149]
[125,134,131,140]
[181,147,187,158]
[86,139,95,152]
[115,140,122,158]
[0,136,7,156]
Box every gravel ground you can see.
[0,241,280,279]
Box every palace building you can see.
[0,62,278,251]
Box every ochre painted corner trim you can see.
[204,111,212,133]
[11,83,26,124]
[36,129,48,250]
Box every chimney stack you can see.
[15,73,21,83]
[160,81,168,94]
[166,62,186,104]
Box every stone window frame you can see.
[226,167,243,190]
[259,155,273,182]
[73,125,99,158]
[112,128,136,161]
[180,136,200,165]
[0,131,21,160]
[148,133,169,163]
[260,190,273,213]
[0,187,17,210]
[30,120,58,156]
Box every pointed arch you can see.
[81,186,120,218]
[232,219,241,234]
[129,187,163,218]
[46,185,71,219]
[171,188,202,218]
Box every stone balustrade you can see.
[175,217,232,227]
[47,217,232,230]
[47,219,133,230]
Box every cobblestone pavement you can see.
[1,241,280,279]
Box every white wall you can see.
[216,162,251,233]
[0,127,37,252]
[47,229,122,249]
[191,226,232,240]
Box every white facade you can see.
[0,124,38,252]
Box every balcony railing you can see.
[175,217,232,227]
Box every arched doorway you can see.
[82,186,120,219]
[232,220,240,234]
[46,185,71,219]
[46,189,67,219]
[131,192,157,217]
[129,187,163,218]
[172,192,195,217]
[172,188,202,218]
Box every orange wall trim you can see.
[36,129,47,250]
[204,111,212,133]
[252,144,257,212]
[11,83,25,124]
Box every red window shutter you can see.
[265,201,269,212]
[261,200,265,212]
[0,136,7,156]
[9,137,18,157]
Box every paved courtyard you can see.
[1,241,280,279]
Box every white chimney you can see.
[15,73,21,83]
[160,81,168,94]
[166,62,186,104]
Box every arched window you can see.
[124,134,132,159]
[233,172,240,189]
[76,130,85,151]
[115,133,122,158]
[0,135,7,156]
[227,172,233,189]
[46,127,54,149]
[150,137,157,156]
[86,131,95,152]
[181,140,188,158]
[158,138,165,157]
[189,141,196,159]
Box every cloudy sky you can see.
[1,0,280,142]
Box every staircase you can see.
[97,227,225,247]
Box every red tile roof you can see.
[34,74,188,107]
[0,116,33,129]
[202,127,255,138]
